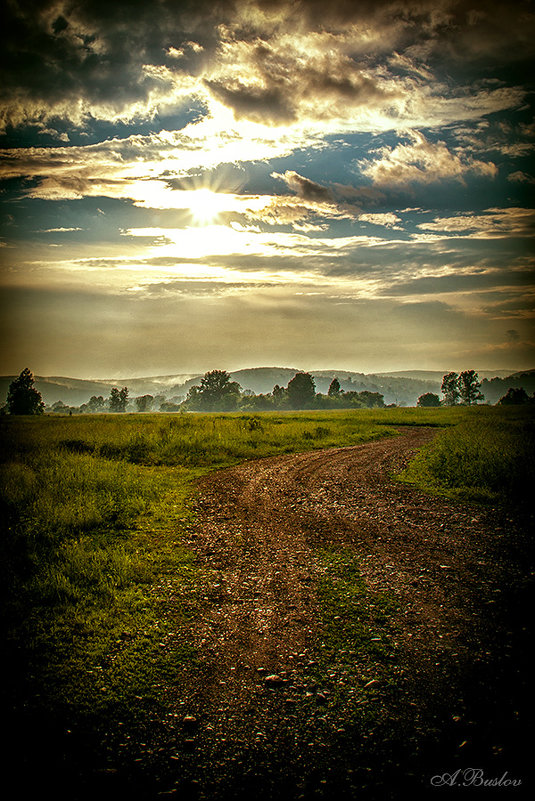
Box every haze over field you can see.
[1,1,534,377]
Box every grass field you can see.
[1,405,533,797]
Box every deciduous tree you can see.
[458,370,484,406]
[417,392,441,407]
[287,372,316,409]
[441,372,460,406]
[356,390,385,408]
[498,387,529,405]
[109,386,128,412]
[186,370,241,411]
[135,394,154,412]
[6,368,44,415]
[328,377,341,397]
[271,384,288,408]
[87,395,105,412]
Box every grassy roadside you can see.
[399,405,535,504]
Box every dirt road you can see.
[166,428,531,800]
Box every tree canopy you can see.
[186,370,242,411]
[458,370,484,406]
[6,368,44,415]
[327,377,341,397]
[109,386,128,413]
[498,387,531,405]
[441,372,460,406]
[417,392,441,407]
[441,370,484,406]
[287,372,316,409]
[135,394,154,412]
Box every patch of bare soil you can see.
[132,429,533,800]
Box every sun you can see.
[186,188,230,225]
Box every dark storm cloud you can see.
[203,80,295,125]
[0,0,228,128]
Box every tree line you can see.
[4,367,535,415]
[416,369,535,407]
[3,368,387,414]
[417,370,485,407]
[176,370,388,412]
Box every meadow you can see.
[1,405,533,795]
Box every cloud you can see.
[416,208,535,238]
[0,0,217,130]
[382,267,535,298]
[358,213,402,228]
[360,130,497,187]
[272,171,334,203]
[37,227,84,233]
[7,279,529,378]
[508,171,535,184]
[0,120,322,204]
[1,1,534,378]
[1,1,532,135]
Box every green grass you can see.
[0,405,531,791]
[0,409,395,468]
[0,410,396,747]
[314,548,400,706]
[400,405,535,504]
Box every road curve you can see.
[173,427,530,800]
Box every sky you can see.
[1,0,534,379]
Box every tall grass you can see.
[1,410,395,468]
[400,406,535,504]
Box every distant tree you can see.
[272,384,289,408]
[135,394,154,412]
[498,387,529,405]
[314,392,343,409]
[6,368,44,415]
[441,372,460,406]
[328,377,341,397]
[417,392,441,408]
[239,393,274,411]
[286,372,316,409]
[341,391,365,408]
[87,395,105,412]
[159,401,181,412]
[186,370,241,411]
[109,386,128,413]
[355,390,385,408]
[458,370,484,406]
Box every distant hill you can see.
[0,373,199,406]
[375,369,516,381]
[480,370,535,404]
[169,367,440,405]
[1,366,531,407]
